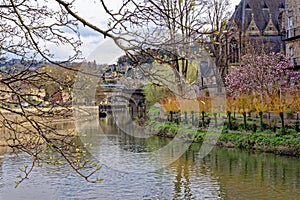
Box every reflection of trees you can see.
[172,145,204,199]
[169,144,300,199]
[99,115,171,153]
[204,148,300,199]
[173,154,192,200]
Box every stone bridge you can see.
[98,86,146,118]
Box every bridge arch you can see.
[98,88,146,118]
[107,94,138,109]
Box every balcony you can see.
[283,27,300,41]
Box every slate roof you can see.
[231,0,285,33]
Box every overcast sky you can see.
[231,0,241,7]
[55,0,242,64]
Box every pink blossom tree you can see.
[225,53,300,133]
[225,53,300,98]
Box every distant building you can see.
[282,0,300,69]
[224,0,285,72]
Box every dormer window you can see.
[263,13,278,36]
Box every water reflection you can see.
[202,148,300,200]
[0,117,300,199]
[78,117,194,174]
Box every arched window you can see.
[229,38,239,63]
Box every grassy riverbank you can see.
[147,121,300,156]
[218,132,300,156]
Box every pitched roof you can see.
[231,0,285,33]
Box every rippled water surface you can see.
[1,118,300,200]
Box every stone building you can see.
[224,0,285,70]
[283,0,300,69]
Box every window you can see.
[229,39,239,64]
[289,47,294,64]
[288,17,293,37]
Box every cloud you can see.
[86,38,124,64]
[77,24,105,38]
[45,34,124,64]
[44,0,125,62]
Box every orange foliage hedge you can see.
[160,92,300,114]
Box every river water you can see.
[0,116,300,200]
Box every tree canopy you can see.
[225,52,300,97]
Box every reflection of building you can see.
[283,0,300,69]
[224,0,285,71]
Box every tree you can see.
[38,64,77,102]
[225,53,300,98]
[270,93,294,134]
[0,0,232,185]
[253,95,269,131]
[0,0,82,62]
[225,95,235,130]
[143,83,170,107]
[103,0,232,95]
[235,95,252,130]
[206,0,231,87]
[291,91,300,132]
[0,0,114,185]
[117,53,154,66]
[161,96,180,122]
[225,52,300,134]
[122,0,207,94]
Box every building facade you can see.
[225,0,285,69]
[283,0,300,69]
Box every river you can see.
[0,116,300,200]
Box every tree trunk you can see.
[191,111,195,126]
[279,112,285,135]
[253,124,257,133]
[214,113,217,127]
[259,112,264,131]
[242,112,247,130]
[227,112,232,130]
[296,113,299,132]
[202,111,205,126]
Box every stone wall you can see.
[285,0,300,68]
